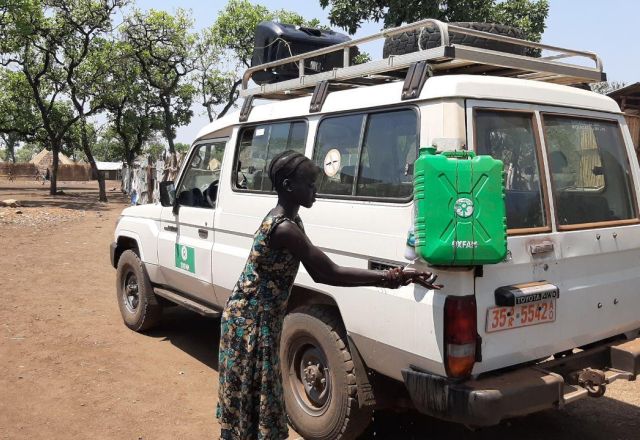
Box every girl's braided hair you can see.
[267,150,313,191]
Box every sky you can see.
[132,0,640,144]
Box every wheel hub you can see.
[304,362,326,388]
[297,346,330,410]
[123,273,140,313]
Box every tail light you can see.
[444,295,478,378]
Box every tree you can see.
[0,68,42,162]
[123,9,195,154]
[0,0,124,198]
[84,128,121,162]
[143,136,166,161]
[174,142,190,155]
[15,142,41,163]
[318,0,549,42]
[590,81,627,95]
[102,40,162,167]
[209,0,323,119]
[192,29,238,122]
[1,133,21,163]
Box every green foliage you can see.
[15,142,41,163]
[174,142,190,155]
[212,0,270,69]
[353,52,372,64]
[123,8,195,153]
[0,68,42,143]
[318,0,549,41]
[144,139,166,161]
[100,41,163,164]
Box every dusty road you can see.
[1,180,640,440]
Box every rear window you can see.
[475,111,547,230]
[543,115,636,226]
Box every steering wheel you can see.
[204,180,219,208]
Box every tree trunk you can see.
[81,120,107,202]
[206,103,214,122]
[50,141,59,196]
[161,96,175,154]
[1,134,18,163]
[217,79,242,119]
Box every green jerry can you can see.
[413,147,507,266]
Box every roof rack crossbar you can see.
[241,18,605,100]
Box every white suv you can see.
[111,20,640,440]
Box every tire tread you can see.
[290,305,372,440]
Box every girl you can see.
[217,150,441,440]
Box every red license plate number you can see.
[486,299,556,333]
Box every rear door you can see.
[158,140,227,305]
[467,100,640,374]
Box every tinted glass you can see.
[313,114,365,196]
[313,110,417,199]
[357,110,417,198]
[236,121,307,191]
[476,111,546,229]
[544,116,636,225]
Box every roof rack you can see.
[240,18,606,101]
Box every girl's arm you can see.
[270,220,441,289]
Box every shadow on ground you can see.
[147,306,221,371]
[358,396,640,439]
[145,306,640,439]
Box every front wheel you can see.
[116,249,162,332]
[280,306,372,440]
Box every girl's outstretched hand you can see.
[382,268,443,290]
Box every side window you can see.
[176,142,225,209]
[475,111,547,230]
[313,109,418,199]
[314,114,364,196]
[357,110,417,198]
[235,121,307,191]
[543,115,636,226]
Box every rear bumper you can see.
[402,337,640,426]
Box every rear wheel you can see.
[281,306,372,440]
[116,250,162,332]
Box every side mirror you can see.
[159,181,175,207]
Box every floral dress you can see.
[217,212,304,440]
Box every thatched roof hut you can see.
[29,149,75,169]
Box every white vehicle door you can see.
[467,101,640,374]
[158,140,227,305]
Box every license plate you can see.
[486,298,556,333]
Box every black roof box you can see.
[250,21,358,85]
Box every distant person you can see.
[34,169,41,183]
[45,168,50,182]
[7,169,14,181]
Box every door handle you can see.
[530,241,554,255]
[198,228,209,238]
[164,225,178,232]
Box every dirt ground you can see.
[1,180,640,440]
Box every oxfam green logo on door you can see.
[454,198,474,218]
[175,244,195,273]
